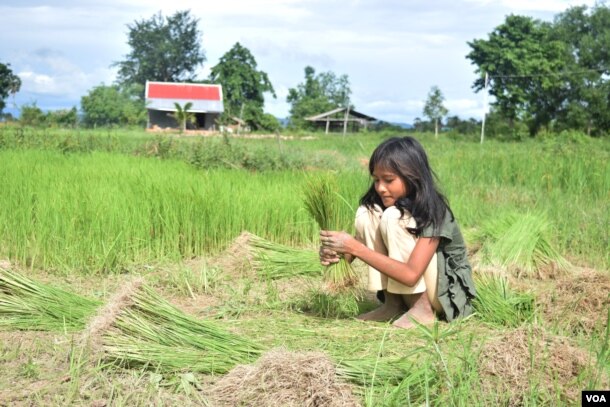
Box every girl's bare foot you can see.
[357,291,407,322]
[392,292,435,329]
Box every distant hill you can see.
[390,122,414,129]
[275,117,413,130]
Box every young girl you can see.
[320,136,475,328]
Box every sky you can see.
[0,0,598,124]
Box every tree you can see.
[445,115,481,135]
[114,10,205,93]
[423,86,448,138]
[169,102,194,133]
[81,84,146,127]
[19,103,46,126]
[208,42,276,131]
[286,66,351,129]
[0,62,21,115]
[45,107,78,128]
[550,4,610,136]
[466,15,566,134]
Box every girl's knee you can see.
[379,206,403,233]
[355,205,382,234]
[380,206,416,238]
[380,206,402,221]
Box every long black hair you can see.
[360,136,450,236]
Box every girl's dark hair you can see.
[360,136,450,236]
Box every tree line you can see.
[1,4,609,136]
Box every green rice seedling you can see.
[472,273,535,327]
[164,263,221,297]
[0,267,101,331]
[290,287,363,319]
[336,354,431,389]
[303,174,359,290]
[249,234,321,280]
[472,212,570,278]
[101,284,263,374]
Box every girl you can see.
[320,136,475,328]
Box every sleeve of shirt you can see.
[421,210,454,242]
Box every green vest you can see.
[422,209,476,322]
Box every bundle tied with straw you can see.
[249,234,321,280]
[0,267,101,331]
[100,283,263,374]
[303,174,359,290]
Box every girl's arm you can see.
[320,230,438,287]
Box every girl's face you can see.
[372,166,408,207]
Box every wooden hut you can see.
[305,107,376,133]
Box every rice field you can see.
[0,126,608,406]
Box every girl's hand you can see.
[320,230,359,256]
[319,245,340,266]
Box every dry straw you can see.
[82,278,144,352]
[303,174,359,290]
[207,348,360,407]
[478,326,605,405]
[537,268,610,335]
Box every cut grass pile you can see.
[469,212,570,278]
[97,282,264,375]
[472,272,535,328]
[0,268,263,375]
[0,266,101,331]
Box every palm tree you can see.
[170,102,195,133]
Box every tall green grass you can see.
[0,132,607,272]
[0,151,334,273]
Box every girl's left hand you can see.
[320,230,358,255]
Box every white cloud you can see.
[13,48,116,103]
[465,0,596,12]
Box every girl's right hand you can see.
[319,246,340,266]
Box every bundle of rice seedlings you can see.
[336,354,432,391]
[249,234,321,280]
[291,287,363,319]
[0,267,101,331]
[100,283,263,374]
[472,272,535,327]
[303,174,359,290]
[472,212,570,278]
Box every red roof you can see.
[146,81,222,101]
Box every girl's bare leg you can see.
[357,290,407,321]
[392,291,435,329]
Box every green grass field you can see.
[0,126,608,405]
